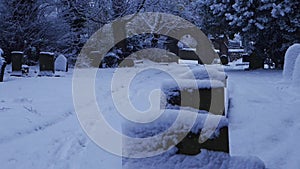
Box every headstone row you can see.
[10,51,68,77]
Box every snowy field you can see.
[0,64,299,169]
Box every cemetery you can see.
[0,0,299,168]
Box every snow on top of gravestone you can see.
[55,54,67,71]
[292,53,300,87]
[40,52,54,56]
[122,110,229,158]
[11,51,24,54]
[179,65,226,81]
[122,109,228,149]
[161,79,224,91]
[283,43,300,80]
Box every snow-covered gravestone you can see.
[39,52,55,76]
[283,44,300,80]
[292,54,300,87]
[55,54,68,72]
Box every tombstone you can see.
[162,80,226,115]
[0,57,6,82]
[249,52,263,69]
[179,48,202,64]
[220,55,229,65]
[242,54,250,62]
[283,44,300,80]
[11,51,24,76]
[160,80,229,155]
[39,52,55,76]
[292,54,300,87]
[55,54,68,72]
[176,127,229,155]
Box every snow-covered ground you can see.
[227,70,300,169]
[0,63,299,169]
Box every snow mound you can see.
[122,110,228,158]
[292,53,300,87]
[283,44,300,80]
[123,149,266,169]
[55,54,68,71]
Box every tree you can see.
[0,0,65,64]
[224,0,300,68]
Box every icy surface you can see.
[283,44,300,80]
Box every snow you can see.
[178,65,227,82]
[1,63,299,169]
[228,49,245,53]
[292,54,300,87]
[11,51,23,54]
[40,52,54,56]
[55,54,68,72]
[122,110,228,157]
[0,48,3,57]
[162,79,224,91]
[228,70,300,169]
[283,44,300,80]
[0,56,5,67]
[123,149,265,169]
[179,34,198,48]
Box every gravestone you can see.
[179,48,202,64]
[220,55,229,65]
[283,44,300,80]
[162,80,225,116]
[176,127,229,155]
[161,80,229,155]
[39,52,55,76]
[55,54,68,72]
[11,51,23,76]
[0,57,6,82]
[292,54,300,87]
